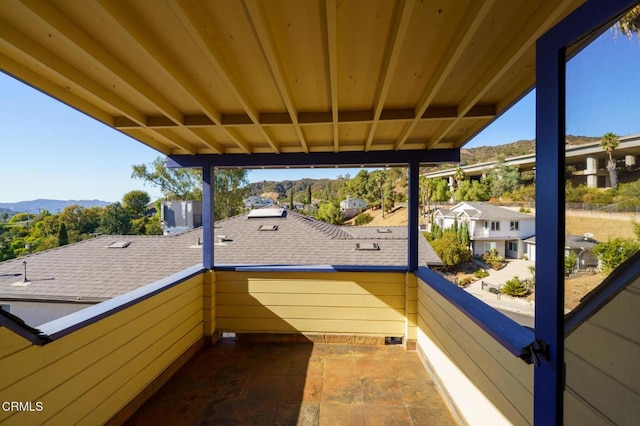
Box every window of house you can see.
[508,241,518,252]
[490,221,500,231]
[484,242,496,253]
[484,221,489,230]
[0,304,11,313]
[510,221,519,231]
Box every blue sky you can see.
[0,29,638,203]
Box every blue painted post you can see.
[202,165,215,269]
[534,1,636,424]
[408,160,419,271]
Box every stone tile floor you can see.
[126,338,456,425]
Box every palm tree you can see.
[617,5,640,41]
[453,167,465,202]
[600,132,619,189]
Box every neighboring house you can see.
[0,209,441,326]
[434,202,535,259]
[340,196,367,219]
[523,234,599,271]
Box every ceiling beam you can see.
[325,0,340,152]
[364,0,415,151]
[244,0,308,153]
[429,0,578,148]
[0,53,114,126]
[93,0,229,154]
[167,0,279,154]
[394,0,495,150]
[0,21,147,127]
[168,148,460,169]
[15,0,185,126]
[113,105,495,129]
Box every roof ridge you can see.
[289,211,354,239]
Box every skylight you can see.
[356,243,380,251]
[258,225,278,231]
[106,241,131,249]
[247,208,287,219]
[377,228,392,233]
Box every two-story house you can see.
[434,202,535,258]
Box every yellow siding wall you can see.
[416,276,533,426]
[564,275,640,425]
[0,274,203,426]
[215,271,406,336]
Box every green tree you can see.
[501,276,529,297]
[315,201,344,225]
[565,251,577,275]
[600,132,620,189]
[486,157,521,198]
[289,189,295,210]
[306,185,312,205]
[58,205,101,241]
[133,157,248,219]
[429,232,470,271]
[593,237,640,274]
[214,169,248,219]
[99,203,132,235]
[58,222,69,246]
[1,212,8,221]
[132,157,201,200]
[122,190,151,218]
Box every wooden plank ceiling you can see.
[0,0,585,156]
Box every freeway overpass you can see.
[423,133,640,189]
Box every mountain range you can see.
[0,199,111,215]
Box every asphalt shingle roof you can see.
[0,211,441,302]
[451,202,534,221]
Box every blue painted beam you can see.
[202,165,214,269]
[408,160,419,271]
[167,149,459,169]
[534,1,637,424]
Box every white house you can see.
[340,196,367,219]
[433,202,535,259]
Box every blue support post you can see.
[534,1,637,424]
[202,165,215,269]
[535,34,565,426]
[408,160,419,271]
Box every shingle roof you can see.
[0,211,441,302]
[451,202,534,220]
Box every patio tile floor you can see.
[126,338,455,425]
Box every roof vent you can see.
[258,225,278,231]
[248,208,287,219]
[107,241,131,249]
[356,243,380,251]
[377,228,392,233]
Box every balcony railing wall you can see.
[0,272,204,425]
[1,267,538,425]
[416,272,534,425]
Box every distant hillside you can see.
[0,199,111,214]
[431,135,600,170]
[244,178,337,199]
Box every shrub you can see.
[501,276,529,297]
[564,251,577,275]
[482,249,506,270]
[473,268,489,279]
[430,232,471,271]
[593,238,640,274]
[354,212,373,225]
[457,276,474,287]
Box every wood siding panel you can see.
[565,351,638,425]
[0,274,204,425]
[565,275,640,426]
[564,388,613,426]
[566,321,639,392]
[589,288,640,344]
[0,276,201,390]
[416,277,533,425]
[216,271,406,336]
